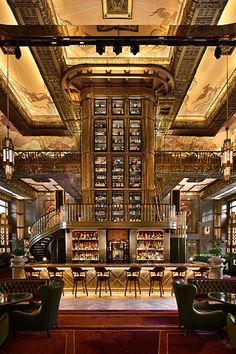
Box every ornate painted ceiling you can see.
[0,0,236,198]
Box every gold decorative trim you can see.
[102,0,133,19]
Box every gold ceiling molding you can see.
[61,64,175,105]
[101,0,133,19]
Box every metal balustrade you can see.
[31,203,177,238]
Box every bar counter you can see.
[23,263,207,294]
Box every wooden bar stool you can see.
[94,267,112,297]
[171,266,188,295]
[47,266,64,295]
[24,267,41,279]
[71,267,88,296]
[149,266,165,296]
[124,266,141,297]
[192,266,210,279]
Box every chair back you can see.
[150,266,165,276]
[71,267,87,278]
[172,279,197,327]
[227,313,236,350]
[39,278,64,328]
[95,267,110,275]
[126,266,141,276]
[194,266,210,278]
[24,267,41,279]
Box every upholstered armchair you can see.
[173,279,225,336]
[0,312,9,346]
[12,279,64,338]
[227,313,236,350]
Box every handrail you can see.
[31,203,177,238]
[31,209,60,238]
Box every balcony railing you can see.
[31,203,177,238]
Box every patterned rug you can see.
[1,311,234,354]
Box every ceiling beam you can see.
[0,24,236,47]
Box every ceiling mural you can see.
[0,113,77,151]
[178,47,236,120]
[51,0,184,26]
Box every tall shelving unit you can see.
[0,213,10,253]
[92,97,143,221]
[71,230,99,262]
[227,213,236,255]
[136,230,164,262]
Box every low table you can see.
[208,292,236,306]
[0,292,33,307]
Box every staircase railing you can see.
[31,209,60,238]
[31,203,176,238]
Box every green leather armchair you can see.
[227,313,236,350]
[173,279,226,336]
[0,312,9,346]
[12,278,64,338]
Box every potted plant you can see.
[11,247,26,267]
[12,247,25,257]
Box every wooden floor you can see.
[59,291,178,311]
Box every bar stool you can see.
[171,266,188,295]
[94,267,112,297]
[24,267,41,279]
[71,267,88,297]
[47,266,64,295]
[192,266,210,279]
[149,266,165,297]
[124,266,141,297]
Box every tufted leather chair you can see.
[227,313,236,350]
[12,279,64,338]
[0,313,9,346]
[173,279,226,336]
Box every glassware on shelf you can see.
[94,99,107,115]
[112,99,124,115]
[129,99,142,115]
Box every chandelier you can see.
[221,52,233,182]
[2,54,14,180]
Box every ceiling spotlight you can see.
[96,42,105,55]
[214,46,221,60]
[113,42,122,56]
[14,46,21,60]
[131,42,139,55]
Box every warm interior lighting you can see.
[2,54,14,180]
[221,52,233,182]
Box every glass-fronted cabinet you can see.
[94,119,107,151]
[94,192,107,222]
[136,230,164,262]
[129,99,142,115]
[112,157,124,188]
[94,99,107,115]
[72,230,99,262]
[92,96,143,222]
[129,119,141,151]
[94,156,107,188]
[129,156,142,188]
[112,120,124,151]
[112,99,124,115]
[129,192,141,221]
[112,192,124,221]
